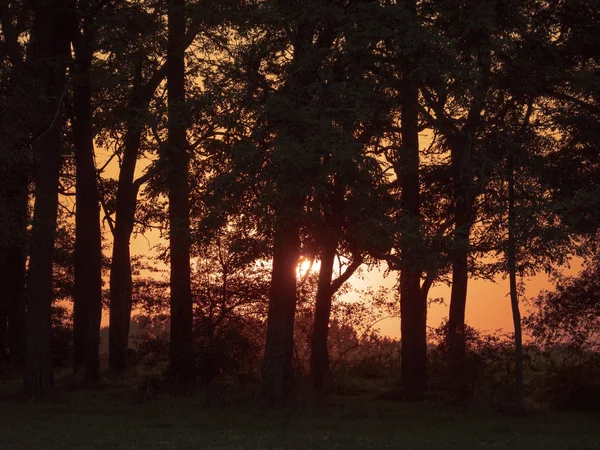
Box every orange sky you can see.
[97,130,577,338]
[355,261,581,339]
[112,229,581,339]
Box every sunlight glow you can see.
[296,258,321,279]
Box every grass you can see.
[0,378,599,449]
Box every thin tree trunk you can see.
[507,160,523,407]
[167,0,193,381]
[107,18,202,375]
[108,141,139,374]
[446,44,489,399]
[310,239,336,391]
[262,214,301,403]
[70,0,102,382]
[448,244,469,397]
[108,54,145,374]
[447,137,473,399]
[24,0,69,399]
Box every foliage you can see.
[428,321,518,405]
[525,256,600,352]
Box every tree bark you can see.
[398,52,427,398]
[70,0,103,382]
[0,1,30,370]
[310,239,336,391]
[1,174,28,368]
[167,0,193,381]
[24,0,69,399]
[507,160,523,407]
[108,106,141,373]
[447,135,474,399]
[446,44,489,399]
[262,214,301,403]
[107,17,202,375]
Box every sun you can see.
[296,258,321,278]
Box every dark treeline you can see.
[0,0,599,408]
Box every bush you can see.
[428,321,518,405]
[534,347,600,412]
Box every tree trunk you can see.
[507,161,523,407]
[2,173,28,368]
[167,0,193,381]
[6,240,28,368]
[0,4,30,371]
[71,1,103,382]
[398,41,427,397]
[107,18,202,374]
[108,159,138,373]
[108,55,145,374]
[262,214,301,404]
[447,138,473,398]
[447,242,469,397]
[310,239,336,391]
[24,0,69,399]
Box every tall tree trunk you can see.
[106,18,201,375]
[108,52,149,374]
[167,0,193,381]
[310,239,336,391]
[507,160,523,407]
[108,127,141,374]
[24,0,69,399]
[70,0,102,381]
[447,137,473,399]
[2,173,28,368]
[446,43,489,399]
[262,214,301,404]
[0,4,30,370]
[398,40,427,398]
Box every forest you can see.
[1,0,600,448]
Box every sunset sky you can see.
[117,226,582,339]
[92,123,584,340]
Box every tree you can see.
[416,0,534,396]
[101,3,202,373]
[310,241,363,391]
[526,257,600,353]
[395,0,427,398]
[0,0,30,368]
[68,0,103,382]
[167,0,193,381]
[24,0,70,398]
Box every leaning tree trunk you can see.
[108,130,140,374]
[108,53,146,374]
[24,0,69,399]
[70,0,103,381]
[107,19,202,375]
[262,213,301,404]
[310,239,337,391]
[167,0,193,381]
[507,160,524,407]
[446,42,489,399]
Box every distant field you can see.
[1,382,599,450]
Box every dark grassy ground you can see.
[1,377,599,450]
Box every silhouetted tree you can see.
[24,0,70,399]
[67,0,103,382]
[167,0,194,381]
[0,0,30,369]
